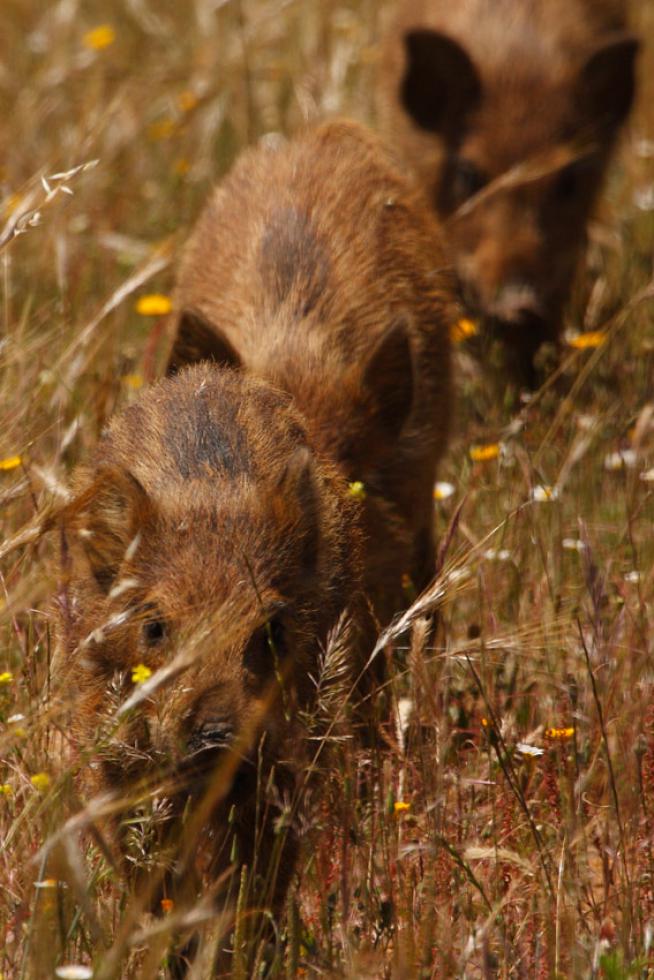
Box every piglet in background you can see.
[168,119,456,632]
[380,0,639,383]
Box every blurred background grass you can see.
[1,0,654,976]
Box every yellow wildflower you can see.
[0,671,13,685]
[83,24,116,51]
[135,294,172,317]
[348,481,366,500]
[178,91,198,112]
[131,663,152,685]
[147,118,176,141]
[544,726,575,740]
[0,456,22,472]
[174,158,191,177]
[122,374,144,390]
[450,317,479,344]
[394,801,411,814]
[0,784,13,796]
[568,331,606,350]
[30,772,51,792]
[469,443,500,463]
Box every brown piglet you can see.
[53,118,455,969]
[54,365,362,966]
[167,118,456,631]
[380,0,639,382]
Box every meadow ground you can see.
[1,1,654,976]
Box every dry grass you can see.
[1,1,654,977]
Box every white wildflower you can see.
[516,743,545,759]
[604,449,637,471]
[532,485,558,502]
[562,538,587,552]
[434,481,455,501]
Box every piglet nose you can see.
[490,282,544,324]
[188,721,235,755]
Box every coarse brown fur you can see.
[53,365,362,967]
[52,120,455,969]
[167,118,456,629]
[380,0,639,383]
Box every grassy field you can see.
[1,1,654,976]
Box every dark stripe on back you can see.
[259,206,329,318]
[164,388,250,479]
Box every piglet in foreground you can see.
[380,0,639,382]
[54,365,362,969]
[53,118,455,972]
[168,118,456,629]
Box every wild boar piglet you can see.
[167,118,456,630]
[54,364,361,920]
[380,0,639,381]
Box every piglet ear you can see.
[401,30,481,134]
[362,320,414,446]
[275,446,320,574]
[62,468,153,593]
[167,309,241,375]
[579,33,639,132]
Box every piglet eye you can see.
[143,616,167,646]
